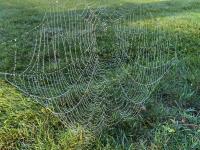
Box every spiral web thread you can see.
[0,0,179,131]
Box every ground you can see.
[0,0,200,149]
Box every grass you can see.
[0,0,200,149]
[0,79,199,149]
[0,80,95,149]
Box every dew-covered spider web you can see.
[0,0,179,131]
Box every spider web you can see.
[0,0,179,131]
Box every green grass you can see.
[0,80,96,150]
[0,0,200,149]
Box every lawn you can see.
[0,0,200,149]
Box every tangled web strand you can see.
[0,0,179,131]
